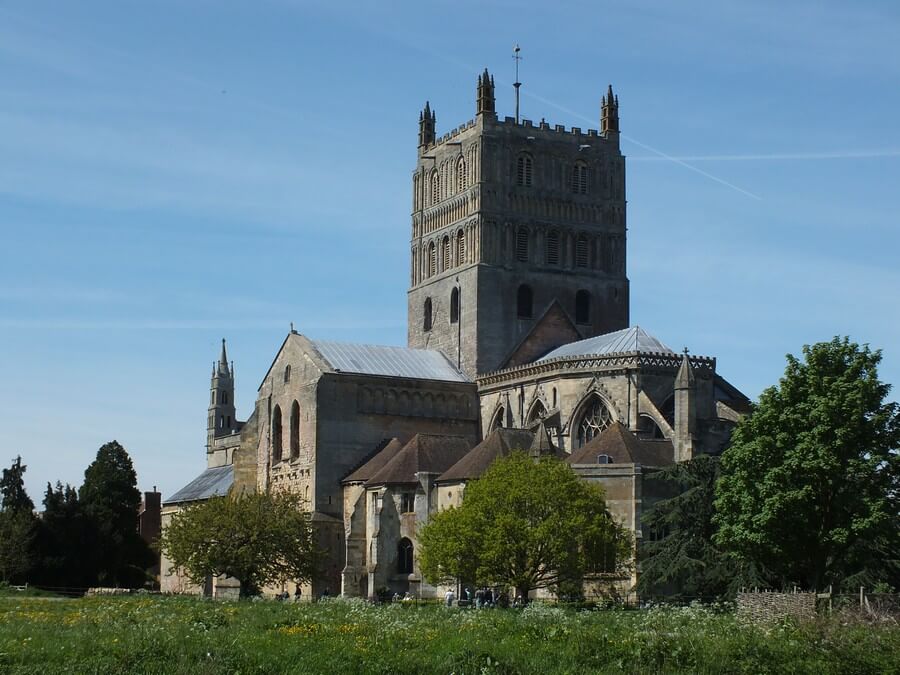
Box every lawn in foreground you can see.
[0,595,898,674]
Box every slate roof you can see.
[565,422,674,467]
[438,427,565,483]
[311,340,470,383]
[342,438,405,484]
[366,434,472,487]
[537,326,673,362]
[164,465,234,505]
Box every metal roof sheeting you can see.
[312,340,470,382]
[537,326,673,362]
[164,464,234,505]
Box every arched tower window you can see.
[398,538,414,574]
[575,395,612,448]
[456,229,465,265]
[272,405,283,463]
[457,157,467,191]
[283,365,291,384]
[572,161,589,194]
[441,235,450,272]
[516,227,529,262]
[430,170,440,205]
[545,230,559,265]
[423,297,432,332]
[516,154,533,186]
[450,287,459,324]
[428,242,436,277]
[575,290,591,325]
[517,284,533,319]
[576,235,589,268]
[290,400,300,459]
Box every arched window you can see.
[575,290,591,325]
[597,454,612,464]
[489,406,505,431]
[575,396,612,448]
[431,170,440,205]
[456,229,465,265]
[397,538,414,574]
[516,154,533,186]
[527,400,546,425]
[428,242,436,277]
[457,157,467,191]
[283,365,291,384]
[272,405,283,463]
[423,298,432,332]
[517,284,533,319]
[552,387,558,409]
[516,227,529,262]
[290,400,300,459]
[450,287,459,324]
[545,230,559,265]
[441,235,450,271]
[576,235,589,268]
[572,161,589,194]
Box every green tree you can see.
[0,456,34,513]
[160,490,319,597]
[637,455,766,600]
[80,441,153,587]
[419,453,631,601]
[34,482,95,589]
[714,337,900,591]
[0,456,37,583]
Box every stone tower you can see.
[407,69,629,378]
[207,338,236,450]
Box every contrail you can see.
[630,150,900,162]
[520,89,763,200]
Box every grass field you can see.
[1,594,898,674]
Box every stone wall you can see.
[736,592,817,623]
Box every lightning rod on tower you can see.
[513,44,522,123]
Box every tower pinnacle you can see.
[476,68,495,116]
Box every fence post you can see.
[860,586,864,610]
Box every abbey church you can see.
[160,69,749,599]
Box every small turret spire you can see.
[418,101,436,148]
[601,83,620,137]
[675,349,695,389]
[476,68,496,117]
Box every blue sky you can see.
[2,0,898,502]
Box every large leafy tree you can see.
[419,453,631,601]
[34,482,95,588]
[637,455,766,600]
[80,441,153,587]
[160,490,319,597]
[714,337,900,591]
[0,456,37,583]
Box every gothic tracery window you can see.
[572,161,589,194]
[272,405,283,463]
[576,396,612,448]
[546,230,560,265]
[516,154,533,186]
[398,538,414,574]
[290,400,300,459]
[456,229,465,265]
[442,235,450,271]
[428,242,436,277]
[457,157,467,191]
[431,170,440,205]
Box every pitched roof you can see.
[342,438,405,483]
[437,427,565,483]
[565,422,674,467]
[366,434,472,486]
[164,465,233,505]
[537,326,673,362]
[311,340,470,382]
